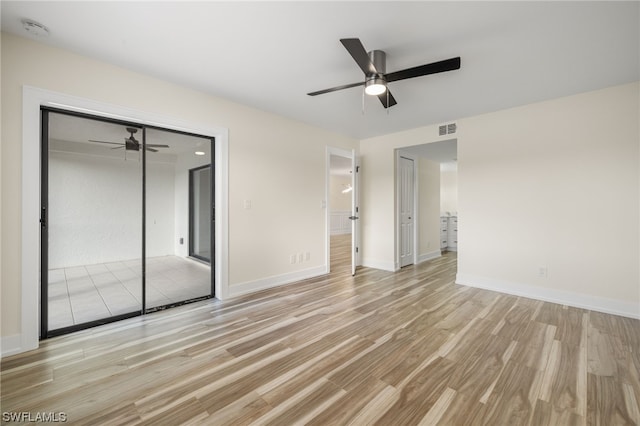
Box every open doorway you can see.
[327,148,359,275]
[396,139,457,268]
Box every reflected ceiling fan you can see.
[308,38,461,108]
[89,127,169,152]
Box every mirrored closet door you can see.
[41,109,214,338]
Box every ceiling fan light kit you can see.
[308,38,460,109]
[364,76,387,96]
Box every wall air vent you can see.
[439,122,457,136]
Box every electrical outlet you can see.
[538,266,548,278]
[290,255,296,264]
[298,253,304,263]
[179,237,184,245]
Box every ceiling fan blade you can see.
[340,38,377,75]
[110,146,125,150]
[146,144,170,148]
[377,90,397,108]
[385,57,461,83]
[307,81,364,96]
[88,140,123,146]
[146,147,159,153]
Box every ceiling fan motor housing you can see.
[368,50,386,75]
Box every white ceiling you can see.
[2,1,638,140]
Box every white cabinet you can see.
[440,216,458,252]
[439,217,448,249]
[447,216,458,251]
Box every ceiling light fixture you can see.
[22,19,50,37]
[364,76,387,96]
[195,151,205,156]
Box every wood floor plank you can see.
[305,376,388,426]
[481,359,539,425]
[1,237,639,425]
[587,373,637,425]
[374,356,458,425]
[259,336,373,407]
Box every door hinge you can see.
[40,207,47,228]
[356,247,359,253]
[356,206,359,213]
[356,165,360,173]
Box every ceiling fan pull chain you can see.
[387,90,390,115]
[362,87,365,115]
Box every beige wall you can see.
[1,33,357,339]
[440,165,458,215]
[457,82,639,310]
[418,158,441,260]
[361,82,639,316]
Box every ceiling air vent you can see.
[439,122,457,136]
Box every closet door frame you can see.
[40,107,215,338]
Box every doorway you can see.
[396,139,457,268]
[327,148,359,275]
[41,108,215,337]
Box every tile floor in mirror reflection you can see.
[47,255,211,330]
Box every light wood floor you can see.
[1,235,639,425]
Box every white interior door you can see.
[400,156,415,267]
[350,151,360,276]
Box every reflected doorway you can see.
[189,165,212,263]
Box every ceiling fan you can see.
[89,127,169,152]
[308,38,461,108]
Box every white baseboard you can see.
[229,265,327,298]
[417,250,442,264]
[456,273,640,319]
[1,334,24,358]
[361,258,397,272]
